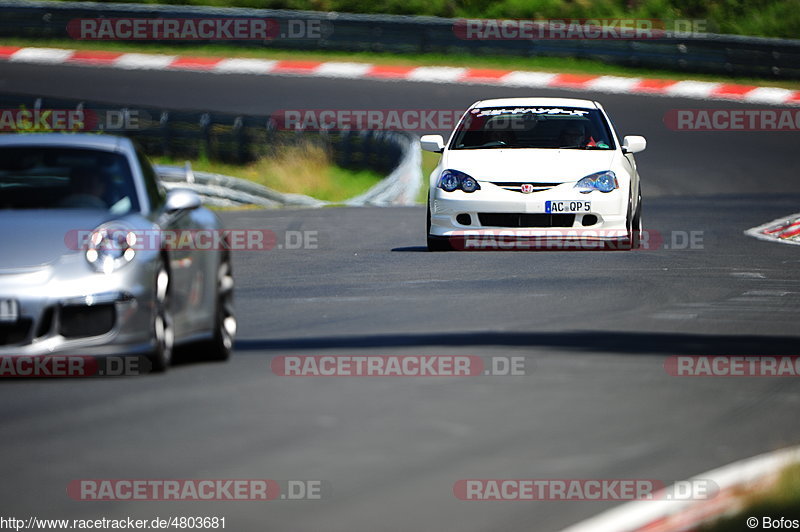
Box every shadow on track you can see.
[391,247,429,252]
[235,331,800,356]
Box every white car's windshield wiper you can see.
[557,145,610,150]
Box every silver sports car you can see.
[0,134,236,372]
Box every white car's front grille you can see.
[491,182,560,193]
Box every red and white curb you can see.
[1,46,799,106]
[560,446,800,532]
[746,213,800,246]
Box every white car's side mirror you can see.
[622,136,647,154]
[420,134,445,153]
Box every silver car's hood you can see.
[0,209,116,270]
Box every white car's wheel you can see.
[630,185,643,250]
[427,197,452,252]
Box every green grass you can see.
[44,0,800,40]
[698,464,800,532]
[3,37,799,89]
[152,141,384,202]
[417,149,440,204]
[157,146,435,205]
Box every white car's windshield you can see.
[450,106,616,150]
[0,146,139,214]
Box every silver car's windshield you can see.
[450,106,616,150]
[0,146,140,213]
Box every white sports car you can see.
[422,97,646,251]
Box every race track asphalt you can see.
[1,61,799,531]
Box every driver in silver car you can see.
[59,167,108,209]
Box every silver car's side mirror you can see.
[420,134,445,153]
[165,189,202,213]
[622,135,647,154]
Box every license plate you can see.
[545,200,591,213]
[0,299,19,323]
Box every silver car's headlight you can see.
[438,169,481,193]
[85,223,137,274]
[574,171,618,193]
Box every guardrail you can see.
[156,163,326,208]
[344,131,421,207]
[0,92,404,166]
[0,92,422,207]
[156,130,421,208]
[1,0,800,79]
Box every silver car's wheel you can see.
[199,257,236,361]
[148,264,174,372]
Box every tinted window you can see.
[136,149,165,211]
[451,106,616,150]
[0,146,139,213]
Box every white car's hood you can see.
[443,149,618,183]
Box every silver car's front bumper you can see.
[0,257,158,357]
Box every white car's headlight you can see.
[85,223,137,274]
[438,169,481,193]
[574,171,618,193]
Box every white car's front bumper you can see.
[430,181,628,233]
[429,181,632,249]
